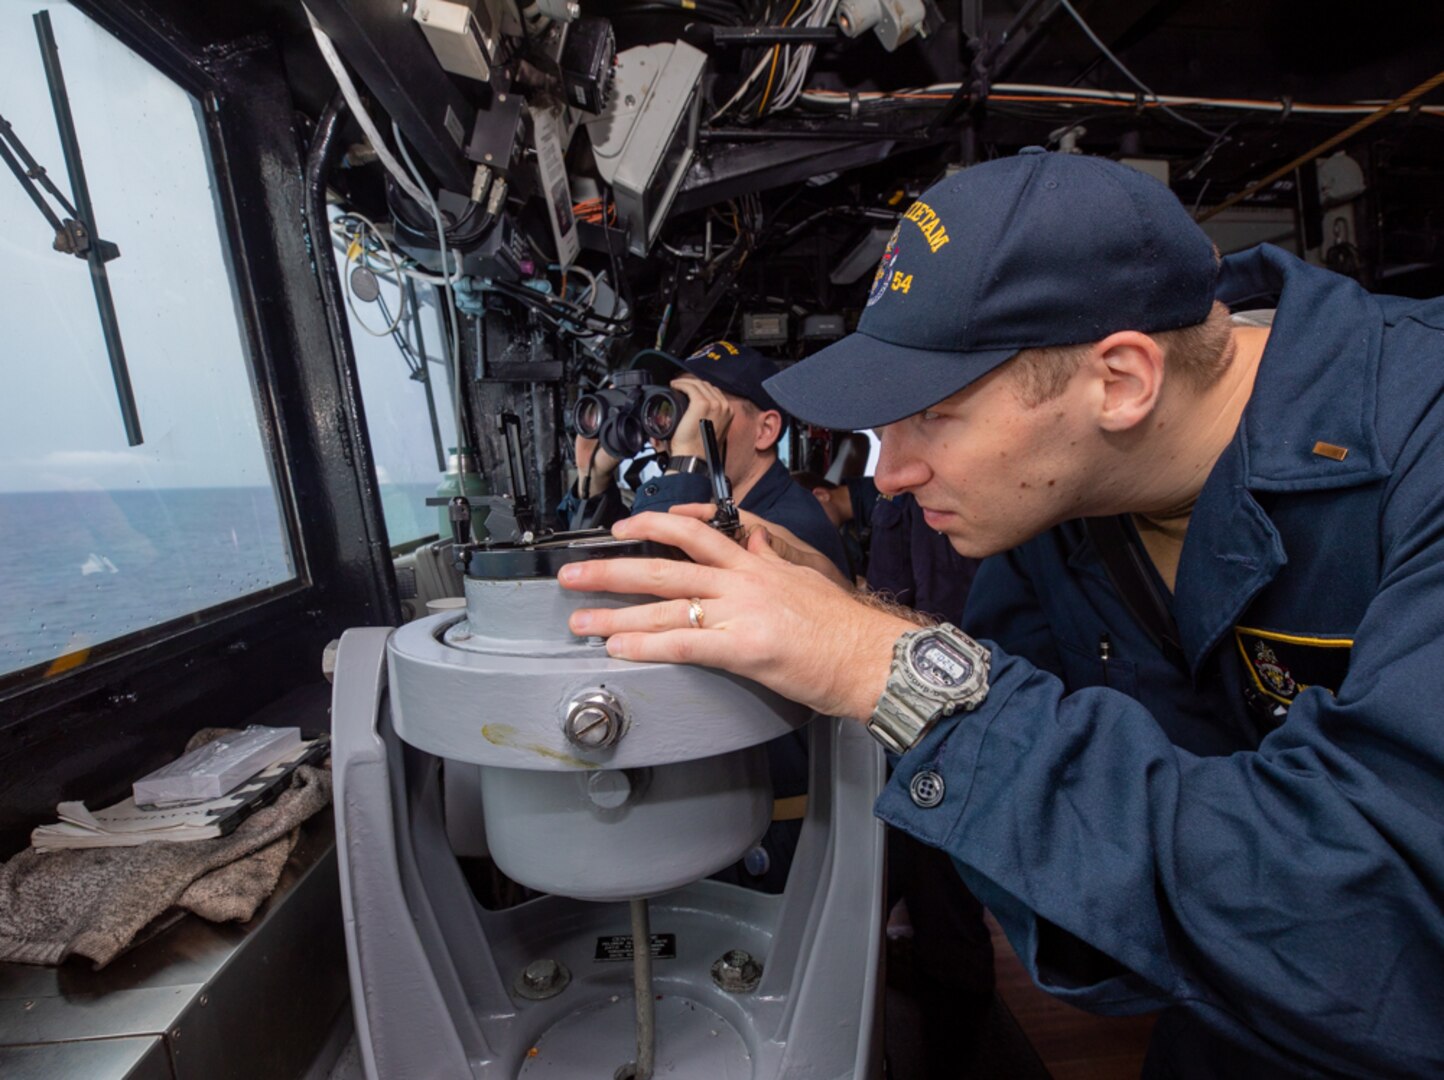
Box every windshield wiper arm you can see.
[0,112,73,233]
[30,9,143,446]
[0,111,122,264]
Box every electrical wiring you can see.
[770,203,898,244]
[766,0,812,113]
[711,202,745,250]
[769,0,840,113]
[555,262,598,307]
[539,285,633,331]
[661,240,708,260]
[392,120,465,462]
[337,211,409,337]
[757,0,805,117]
[499,290,631,339]
[657,202,734,279]
[486,277,633,338]
[711,50,774,121]
[572,197,617,225]
[798,83,1444,118]
[1053,0,1222,140]
[332,217,457,287]
[662,199,751,274]
[598,187,631,329]
[709,0,796,120]
[311,10,492,252]
[626,0,747,24]
[1177,119,1245,182]
[305,9,431,208]
[329,213,443,383]
[710,0,838,120]
[721,192,763,273]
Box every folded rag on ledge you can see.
[0,731,332,969]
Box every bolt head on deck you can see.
[515,957,571,1000]
[710,949,763,993]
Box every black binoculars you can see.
[571,370,689,460]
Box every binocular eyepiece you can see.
[571,371,689,460]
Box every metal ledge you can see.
[0,814,346,1080]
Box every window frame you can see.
[0,0,397,756]
[0,3,304,697]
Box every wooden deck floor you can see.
[988,914,1158,1080]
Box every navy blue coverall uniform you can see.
[877,244,1444,1077]
[834,475,881,581]
[631,456,850,577]
[868,491,980,624]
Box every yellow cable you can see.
[758,0,805,117]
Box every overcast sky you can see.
[1,2,462,504]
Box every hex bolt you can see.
[710,949,763,993]
[525,959,559,991]
[514,957,571,1000]
[565,690,626,750]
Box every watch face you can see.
[911,635,973,690]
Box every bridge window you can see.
[0,2,297,681]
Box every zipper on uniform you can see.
[1098,633,1112,688]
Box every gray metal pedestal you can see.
[332,627,886,1080]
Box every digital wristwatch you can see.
[866,623,991,755]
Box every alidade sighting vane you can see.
[699,418,740,537]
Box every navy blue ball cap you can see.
[668,340,784,415]
[764,148,1220,430]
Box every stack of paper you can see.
[35,799,229,849]
[31,738,327,851]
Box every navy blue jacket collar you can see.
[1218,244,1389,491]
[738,457,790,513]
[1162,246,1389,669]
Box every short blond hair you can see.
[1007,300,1235,407]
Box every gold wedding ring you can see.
[687,598,705,629]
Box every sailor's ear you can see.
[1090,331,1165,433]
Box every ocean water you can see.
[0,487,295,679]
[378,481,455,549]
